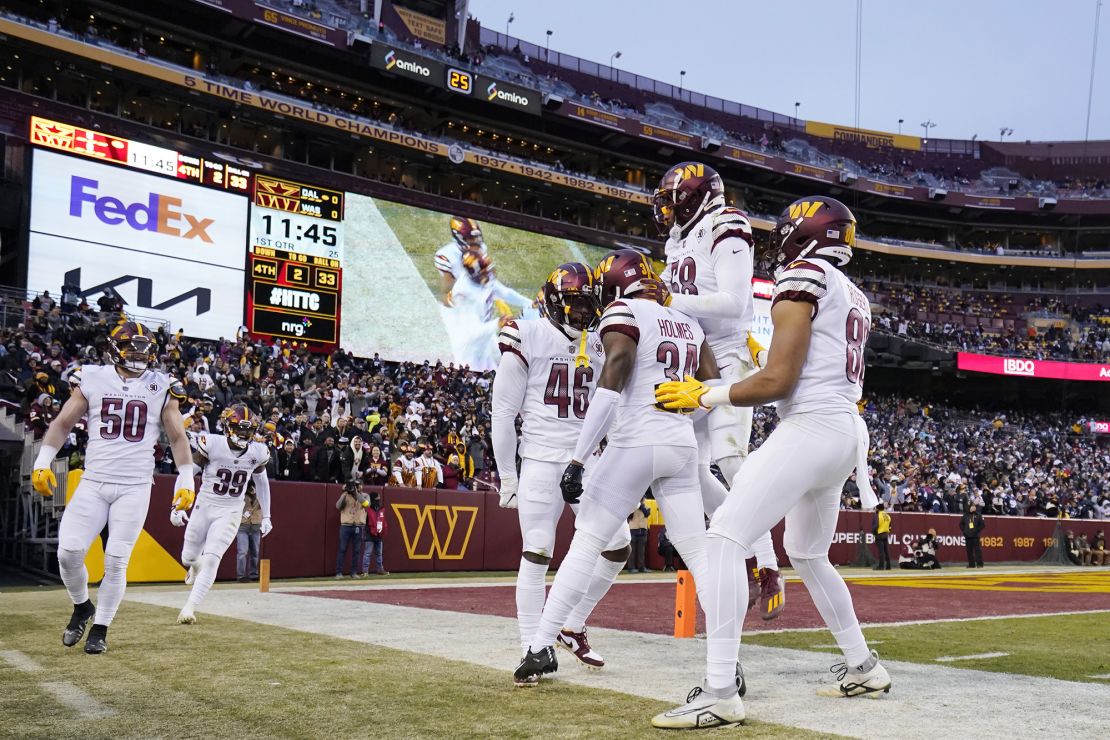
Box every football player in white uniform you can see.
[31,321,196,654]
[653,162,786,620]
[652,197,890,729]
[514,250,724,686]
[173,404,273,624]
[493,262,631,681]
[434,216,531,370]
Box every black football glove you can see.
[560,462,585,504]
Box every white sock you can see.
[792,555,870,666]
[58,548,90,605]
[564,554,624,632]
[185,553,222,611]
[699,465,729,517]
[94,553,130,626]
[516,556,549,651]
[752,530,779,571]
[529,531,605,653]
[705,535,746,693]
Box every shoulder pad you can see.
[773,261,828,314]
[598,301,639,342]
[712,208,753,249]
[168,379,188,401]
[497,320,527,364]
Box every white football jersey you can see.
[195,434,270,506]
[80,364,175,484]
[497,318,605,461]
[772,258,871,417]
[597,299,705,449]
[662,206,755,356]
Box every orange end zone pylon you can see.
[674,569,696,638]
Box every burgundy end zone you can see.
[294,578,1110,634]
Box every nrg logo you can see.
[68,176,215,242]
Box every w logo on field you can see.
[391,503,479,560]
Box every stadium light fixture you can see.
[506,12,513,37]
[920,120,936,143]
[794,101,800,119]
[610,51,621,80]
[999,127,1014,142]
[898,118,904,134]
[546,29,553,56]
[679,69,686,93]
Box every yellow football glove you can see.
[172,488,196,512]
[493,298,514,318]
[746,331,768,369]
[32,468,57,497]
[654,375,709,411]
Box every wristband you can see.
[34,444,60,470]
[700,385,733,409]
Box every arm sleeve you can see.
[571,387,621,463]
[491,349,528,481]
[252,471,271,519]
[491,279,531,307]
[667,239,752,320]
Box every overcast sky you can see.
[469,0,1109,142]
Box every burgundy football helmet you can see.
[652,161,725,235]
[449,216,484,250]
[593,250,658,308]
[461,247,493,284]
[222,404,259,450]
[542,262,600,332]
[769,196,857,271]
[107,321,157,373]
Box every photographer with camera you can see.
[335,480,369,579]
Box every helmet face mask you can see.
[222,405,258,451]
[108,323,156,373]
[543,263,600,333]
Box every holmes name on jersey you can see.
[658,318,697,341]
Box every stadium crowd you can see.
[865,281,1109,362]
[4,289,1108,522]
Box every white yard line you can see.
[1087,673,1110,680]
[39,681,116,719]
[935,652,1010,662]
[0,649,43,672]
[127,588,1110,740]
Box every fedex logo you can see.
[68,176,215,242]
[1003,358,1035,376]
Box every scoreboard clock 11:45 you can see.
[246,175,345,347]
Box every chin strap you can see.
[574,331,590,368]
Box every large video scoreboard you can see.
[246,175,345,345]
[28,116,346,349]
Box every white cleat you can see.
[184,566,196,586]
[651,684,745,729]
[817,650,892,698]
[176,608,197,625]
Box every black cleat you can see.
[84,624,108,655]
[513,646,558,687]
[62,600,96,647]
[737,662,747,698]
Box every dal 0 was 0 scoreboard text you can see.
[246,175,344,346]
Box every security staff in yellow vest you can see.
[872,503,892,570]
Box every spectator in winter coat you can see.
[312,436,344,483]
[360,491,389,576]
[363,445,390,485]
[275,439,300,481]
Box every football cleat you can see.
[759,567,786,621]
[184,565,196,586]
[84,625,108,655]
[62,600,97,647]
[177,608,196,625]
[817,651,891,698]
[513,645,558,688]
[651,684,745,729]
[556,628,604,669]
[746,558,759,610]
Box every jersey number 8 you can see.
[845,308,870,386]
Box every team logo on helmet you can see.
[652,161,725,236]
[770,196,857,271]
[594,250,658,307]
